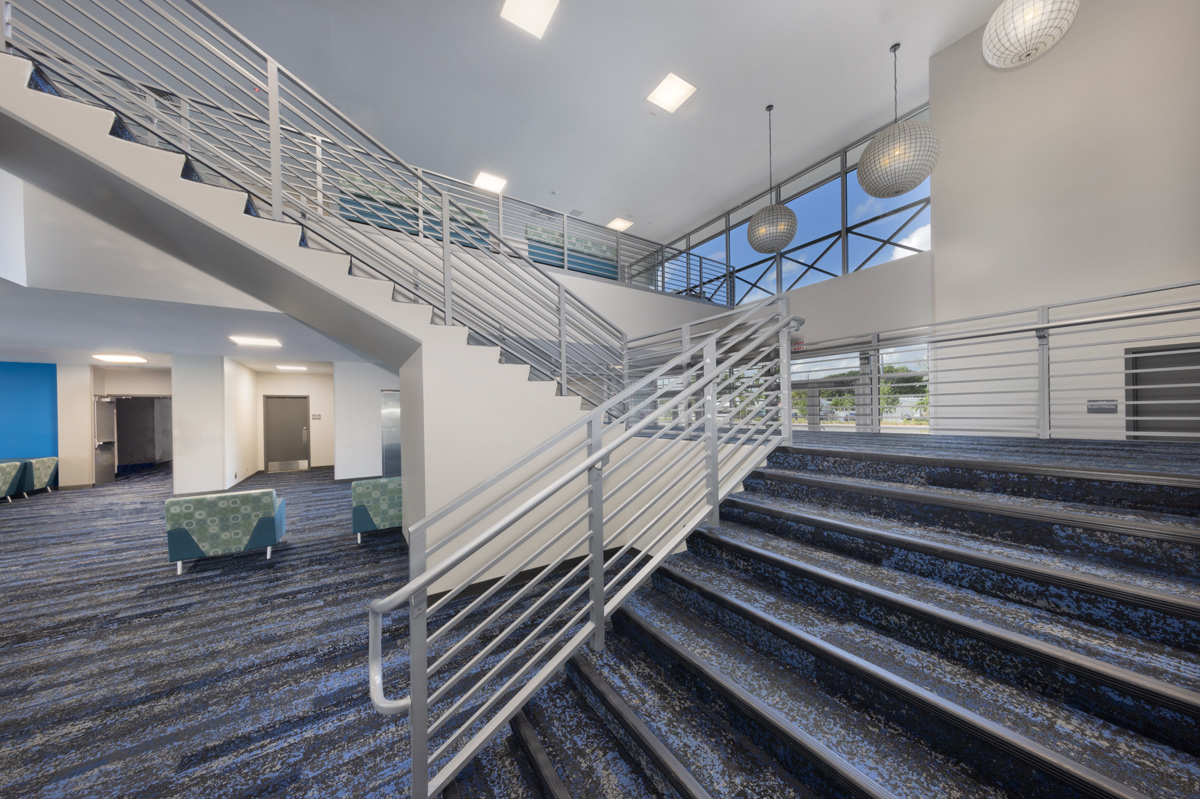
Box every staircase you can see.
[445,433,1200,799]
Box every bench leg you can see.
[266,545,272,560]
[176,561,182,575]
[357,532,362,545]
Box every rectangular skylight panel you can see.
[647,73,696,114]
[606,218,634,232]
[276,365,308,371]
[93,354,147,364]
[474,172,508,193]
[500,0,559,39]
[230,336,282,347]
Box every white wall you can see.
[224,359,259,485]
[333,361,399,481]
[171,354,225,495]
[929,0,1200,322]
[55,364,93,488]
[554,270,721,339]
[255,371,335,469]
[96,367,172,397]
[0,169,25,286]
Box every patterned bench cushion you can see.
[352,477,403,532]
[26,457,57,490]
[165,489,278,556]
[0,461,23,498]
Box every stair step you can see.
[566,654,715,799]
[722,491,1200,648]
[687,524,1200,754]
[656,555,1200,795]
[772,442,1200,517]
[580,636,818,798]
[617,596,1004,799]
[510,710,572,799]
[452,725,545,799]
[522,672,665,799]
[745,468,1200,581]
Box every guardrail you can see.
[5,0,626,408]
[367,295,799,797]
[790,280,1200,440]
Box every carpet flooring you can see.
[0,466,418,798]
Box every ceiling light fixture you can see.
[276,365,308,372]
[92,354,148,364]
[500,0,558,39]
[229,335,282,347]
[983,0,1079,69]
[474,171,508,194]
[857,43,941,199]
[746,105,797,255]
[647,73,696,114]
[606,218,634,232]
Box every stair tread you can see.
[753,468,1200,536]
[583,636,816,799]
[451,729,543,799]
[787,432,1200,477]
[524,674,665,799]
[703,520,1200,691]
[664,553,1200,798]
[728,490,1200,601]
[624,590,1007,799]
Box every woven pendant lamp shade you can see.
[748,203,798,254]
[983,0,1080,69]
[857,43,941,200]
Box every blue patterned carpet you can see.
[0,466,418,798]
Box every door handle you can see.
[302,426,309,444]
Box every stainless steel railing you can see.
[790,279,1200,440]
[368,296,799,797]
[5,0,626,408]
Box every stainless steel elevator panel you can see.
[381,390,402,478]
[264,396,310,472]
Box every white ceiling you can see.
[199,0,999,242]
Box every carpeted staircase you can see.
[454,433,1200,799]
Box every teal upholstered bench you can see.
[1,461,25,503]
[23,457,58,493]
[351,477,403,543]
[165,488,286,574]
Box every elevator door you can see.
[264,396,310,472]
[1126,343,1200,441]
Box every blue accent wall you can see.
[0,362,59,458]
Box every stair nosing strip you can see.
[752,468,1200,545]
[725,493,1200,619]
[659,565,1155,799]
[691,529,1200,719]
[775,443,1200,490]
[615,606,900,799]
[509,709,572,799]
[568,654,715,799]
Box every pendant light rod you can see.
[891,42,900,124]
[765,104,775,191]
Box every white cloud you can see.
[889,224,931,261]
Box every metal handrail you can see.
[368,296,799,797]
[6,0,627,409]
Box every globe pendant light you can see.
[747,104,797,254]
[983,0,1079,69]
[857,43,941,199]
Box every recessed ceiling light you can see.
[92,354,148,364]
[230,335,282,347]
[276,365,308,372]
[474,172,508,193]
[606,218,634,232]
[500,0,559,39]
[647,73,696,114]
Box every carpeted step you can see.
[721,491,1200,650]
[770,443,1200,517]
[451,726,546,799]
[579,634,823,798]
[510,710,572,798]
[521,671,666,799]
[687,523,1200,754]
[743,469,1200,582]
[654,554,1200,796]
[616,595,1007,799]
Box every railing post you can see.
[442,192,454,325]
[3,2,12,55]
[587,417,605,650]
[615,232,622,280]
[562,212,569,271]
[704,338,720,527]
[266,58,283,221]
[726,264,735,306]
[559,283,568,396]
[408,529,429,799]
[313,135,323,213]
[1037,306,1050,439]
[778,298,793,440]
